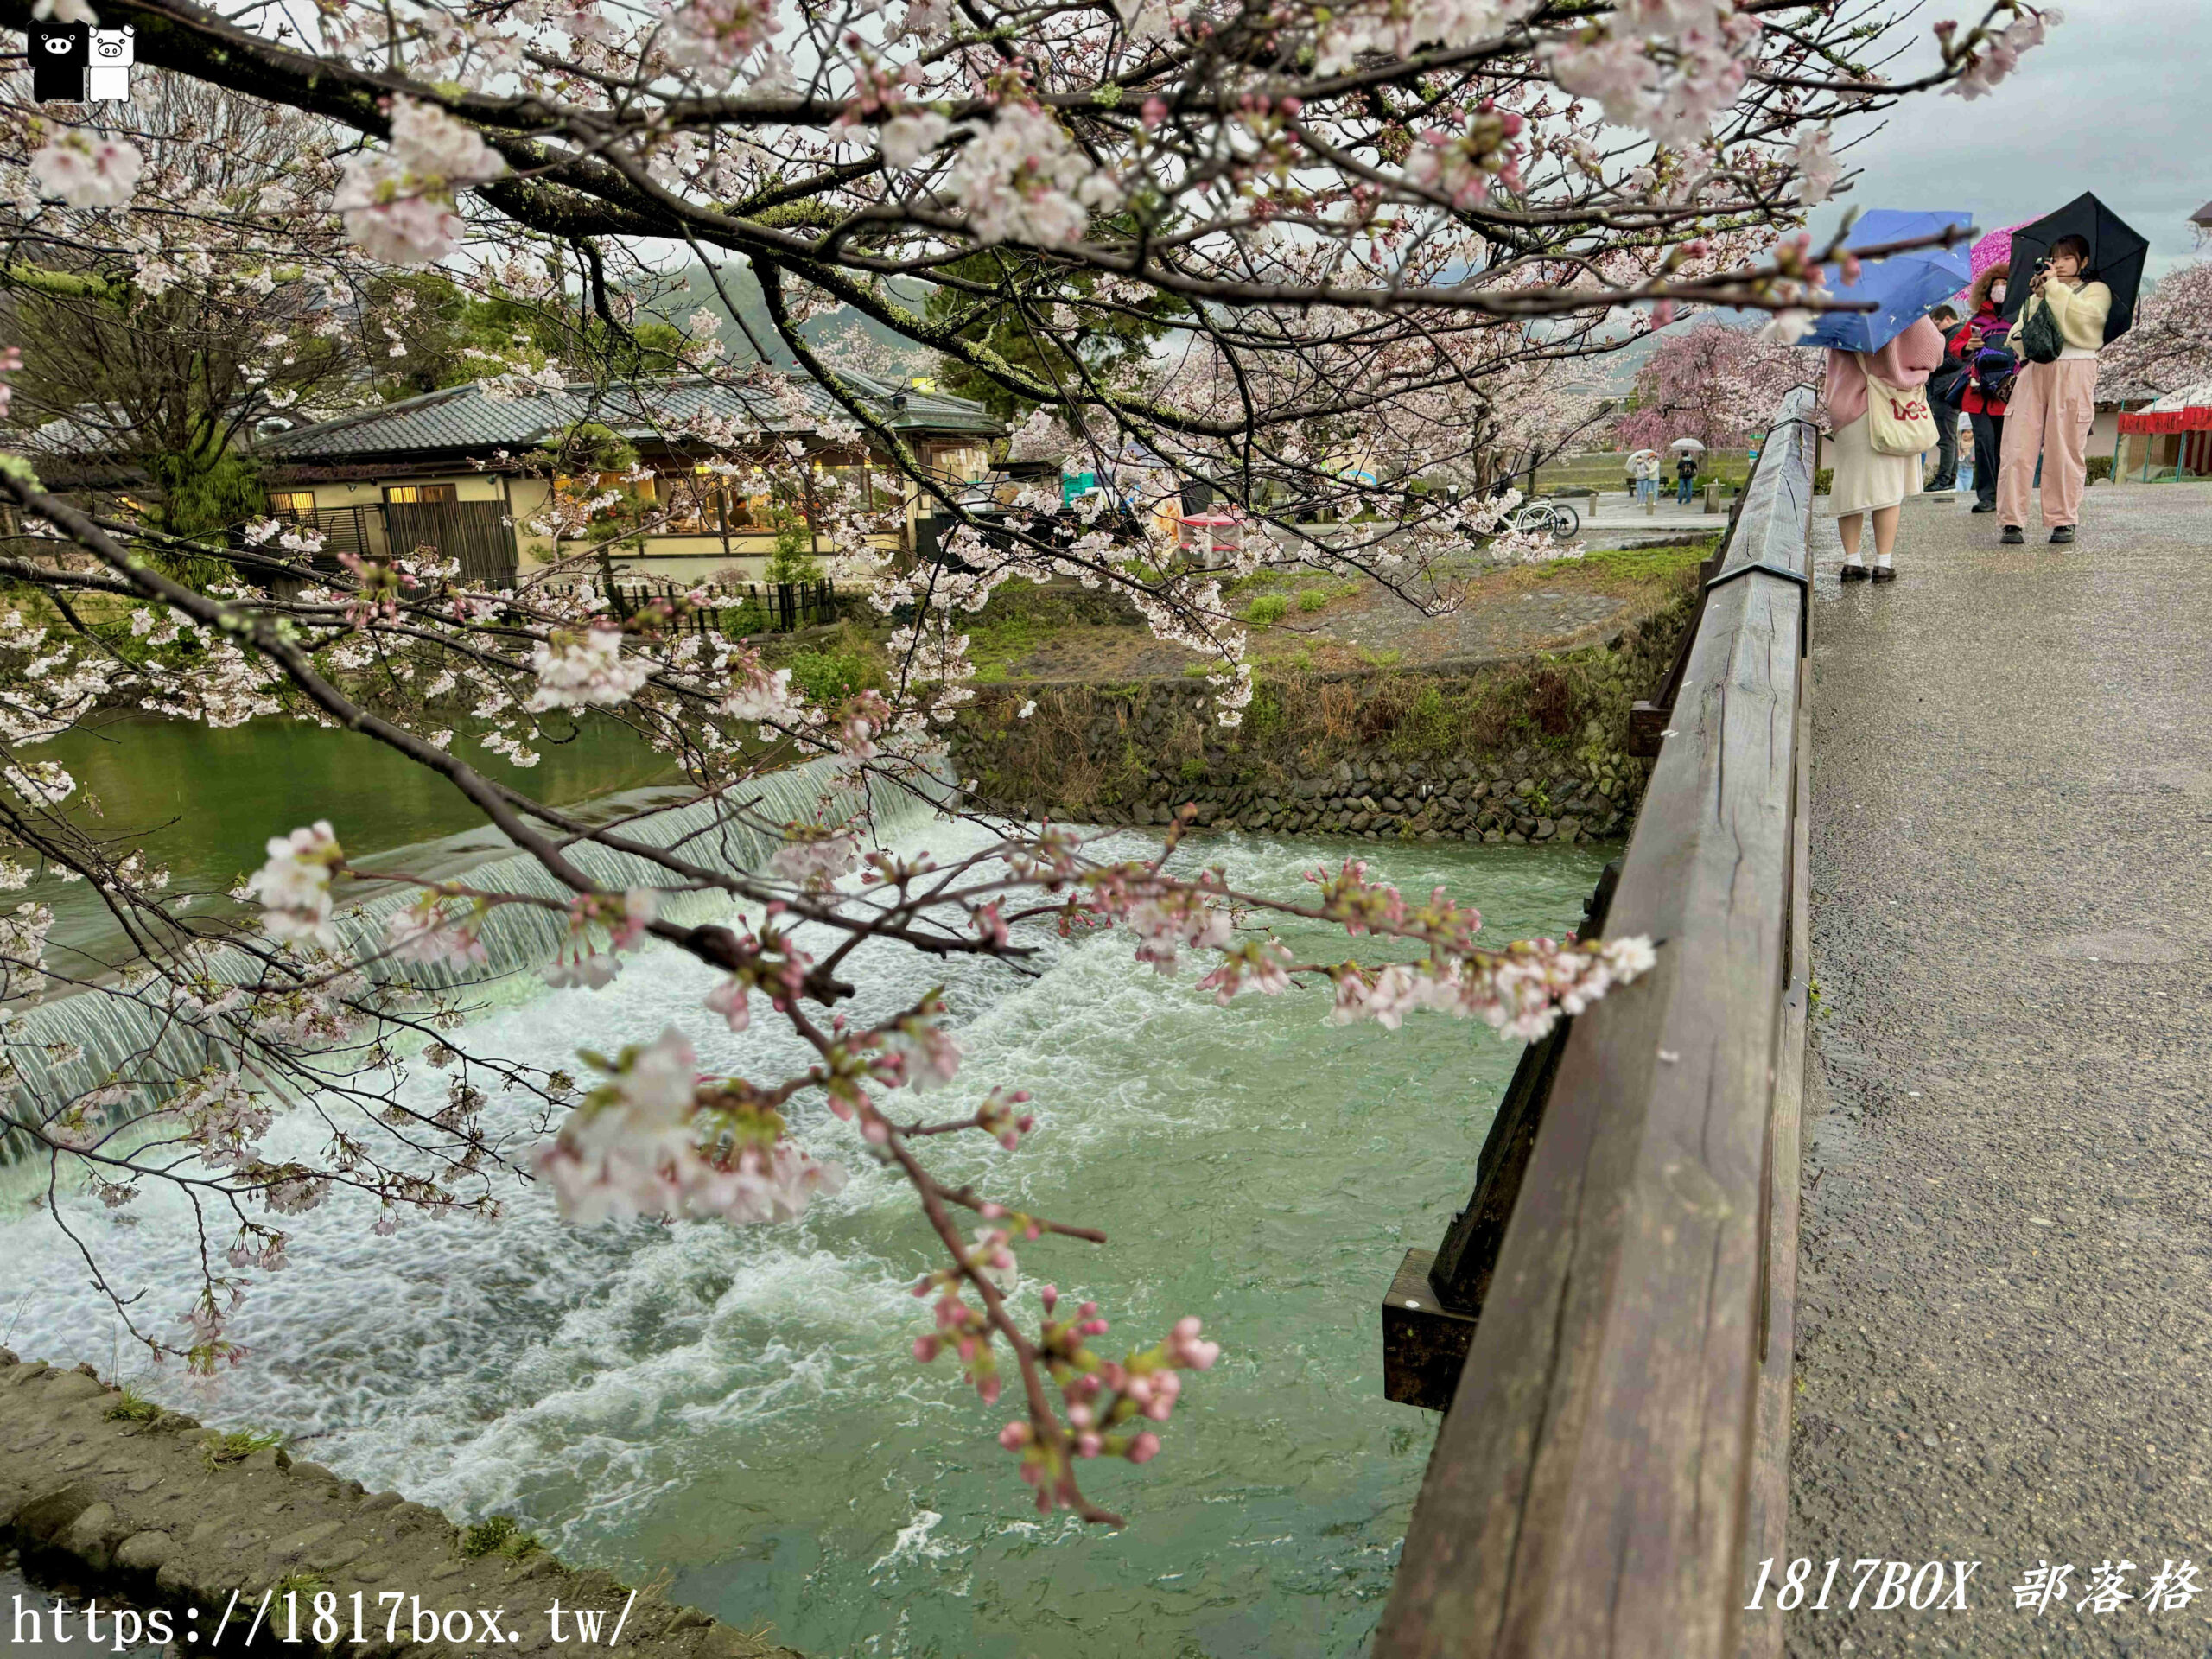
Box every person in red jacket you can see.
[1955,265,2013,514]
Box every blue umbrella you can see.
[1794,209,1974,353]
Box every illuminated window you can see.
[385,483,457,505]
[268,490,316,518]
[651,474,722,534]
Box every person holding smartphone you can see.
[1996,235,2111,545]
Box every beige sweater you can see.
[2010,278,2112,355]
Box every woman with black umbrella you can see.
[1996,234,2109,545]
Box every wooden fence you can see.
[543,578,841,636]
[1373,385,1819,1659]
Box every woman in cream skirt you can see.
[1821,315,1946,583]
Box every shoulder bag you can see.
[1863,368,1939,457]
[2019,294,2066,365]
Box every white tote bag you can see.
[1864,367,1938,458]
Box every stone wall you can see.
[0,1349,797,1657]
[948,591,1693,848]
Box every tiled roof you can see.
[254,371,1001,465]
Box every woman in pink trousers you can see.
[1822,315,1946,584]
[1997,234,2111,546]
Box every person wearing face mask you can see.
[1997,234,2112,545]
[1954,264,2014,514]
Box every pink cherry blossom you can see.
[950,105,1123,248]
[29,133,143,210]
[527,625,652,710]
[248,821,343,949]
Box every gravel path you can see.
[1782,485,2212,1657]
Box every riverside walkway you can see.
[1787,483,2212,1656]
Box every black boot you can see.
[2001,525,2024,545]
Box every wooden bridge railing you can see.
[1373,385,1820,1659]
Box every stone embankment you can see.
[949,590,1693,847]
[1084,745,1637,845]
[0,1351,796,1657]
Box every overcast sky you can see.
[1808,0,2210,283]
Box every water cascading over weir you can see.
[0,754,957,1177]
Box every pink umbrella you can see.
[1970,222,2030,279]
[1951,221,2029,310]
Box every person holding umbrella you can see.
[1671,439,1704,503]
[1793,209,1973,583]
[1822,316,1947,582]
[1630,449,1660,505]
[1953,264,2017,513]
[1997,236,2109,544]
[1994,194,2148,544]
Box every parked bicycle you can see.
[1506,499,1581,539]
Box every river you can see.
[1,789,1605,1658]
[22,713,677,975]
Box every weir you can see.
[0,754,955,1175]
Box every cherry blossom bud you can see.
[999,1421,1032,1450]
[1141,96,1167,127]
[914,1335,940,1362]
[1041,1283,1058,1314]
[1128,1433,1161,1464]
[978,1374,1001,1404]
[1077,1433,1103,1459]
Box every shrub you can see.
[787,647,871,707]
[2085,454,2113,484]
[1813,467,1834,495]
[1244,593,1289,625]
[764,505,824,584]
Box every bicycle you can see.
[1507,499,1580,539]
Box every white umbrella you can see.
[1668,437,1707,453]
[1627,448,1659,461]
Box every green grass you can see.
[1244,593,1289,626]
[104,1386,163,1427]
[1534,449,1752,495]
[1296,588,1332,613]
[270,1571,327,1600]
[460,1515,545,1561]
[1561,539,1713,585]
[201,1427,285,1470]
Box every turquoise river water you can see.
[0,806,1605,1658]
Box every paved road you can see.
[1783,484,2212,1657]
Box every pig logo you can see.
[87,25,134,102]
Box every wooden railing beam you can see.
[1372,386,1817,1659]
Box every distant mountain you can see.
[643,262,934,372]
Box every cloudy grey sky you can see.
[1808,0,2210,281]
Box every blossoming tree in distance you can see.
[0,0,2056,1521]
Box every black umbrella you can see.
[1999,192,2149,342]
